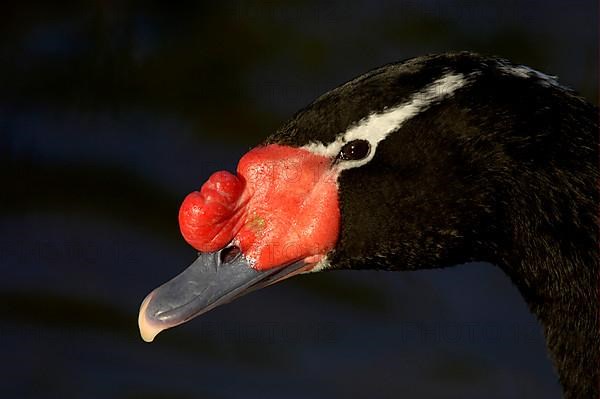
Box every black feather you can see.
[266,52,599,398]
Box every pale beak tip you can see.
[138,292,164,343]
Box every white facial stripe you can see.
[302,72,474,170]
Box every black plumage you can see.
[267,52,599,398]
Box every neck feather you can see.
[497,178,599,398]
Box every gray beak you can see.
[138,246,306,342]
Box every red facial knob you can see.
[179,171,244,252]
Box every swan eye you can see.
[336,139,371,162]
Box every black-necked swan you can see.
[138,52,599,398]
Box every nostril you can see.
[220,245,241,264]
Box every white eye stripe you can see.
[302,71,476,170]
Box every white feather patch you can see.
[497,63,561,88]
[302,71,473,171]
[305,257,331,273]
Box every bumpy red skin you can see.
[179,145,340,270]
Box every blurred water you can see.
[2,1,597,398]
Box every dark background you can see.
[1,1,598,398]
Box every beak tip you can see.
[138,291,164,343]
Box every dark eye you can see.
[336,139,371,161]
